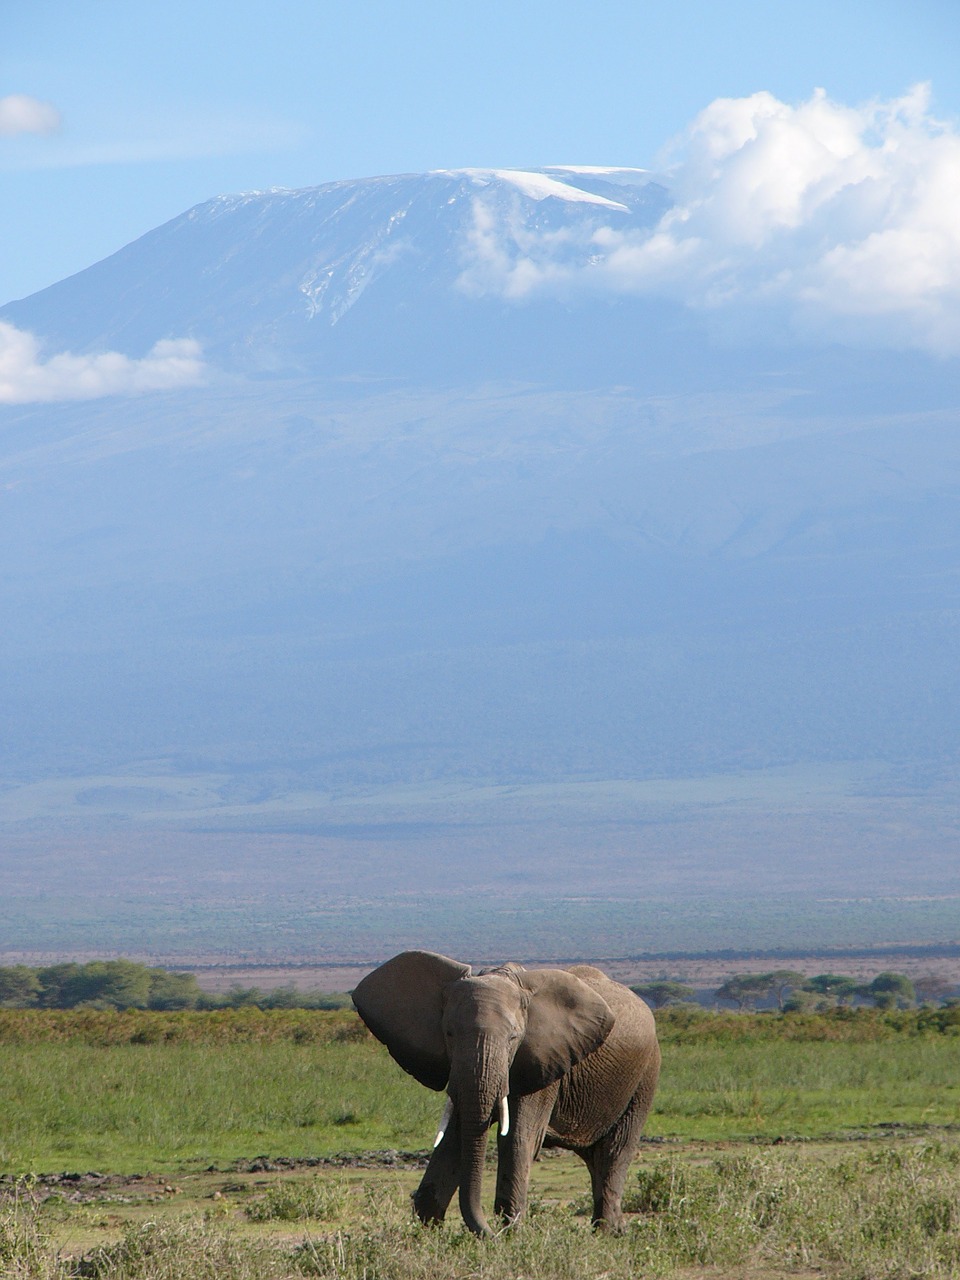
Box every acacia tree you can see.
[146,969,202,1009]
[913,974,953,1005]
[0,966,41,1007]
[766,970,806,1010]
[36,963,82,1007]
[783,988,826,1013]
[630,981,697,1009]
[804,974,859,1006]
[36,960,166,1009]
[864,972,916,1010]
[715,974,775,1011]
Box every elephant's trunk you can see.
[459,1123,493,1237]
[454,1050,507,1237]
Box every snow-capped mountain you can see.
[0,164,959,887]
[1,167,673,381]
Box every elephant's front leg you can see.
[494,1090,555,1226]
[412,1114,460,1225]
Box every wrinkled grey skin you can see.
[352,950,660,1237]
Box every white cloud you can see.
[459,199,582,301]
[0,109,304,172]
[0,94,61,137]
[458,85,960,355]
[0,324,205,403]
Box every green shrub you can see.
[245,1177,349,1222]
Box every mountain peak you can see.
[0,165,671,381]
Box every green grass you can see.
[1,1010,959,1172]
[656,1037,960,1140]
[0,1039,437,1174]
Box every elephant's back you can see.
[565,965,659,1044]
[547,966,660,1147]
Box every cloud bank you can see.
[0,95,61,137]
[0,324,205,403]
[459,85,960,355]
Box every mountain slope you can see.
[1,374,958,787]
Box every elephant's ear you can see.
[352,950,471,1091]
[510,968,614,1095]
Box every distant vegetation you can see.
[0,960,351,1011]
[633,968,957,1012]
[1,960,955,1016]
[1,1002,959,1050]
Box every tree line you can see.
[632,969,957,1012]
[0,960,351,1011]
[2,960,954,1014]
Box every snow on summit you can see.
[543,165,650,177]
[436,167,630,210]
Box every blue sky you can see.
[2,0,960,305]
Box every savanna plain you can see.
[2,1005,960,1279]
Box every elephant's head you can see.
[352,950,615,1235]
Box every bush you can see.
[654,1003,960,1043]
[245,1178,348,1222]
[0,1007,368,1045]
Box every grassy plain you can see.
[2,1008,959,1173]
[1,1008,959,1277]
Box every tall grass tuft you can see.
[71,1219,295,1279]
[245,1177,349,1222]
[0,1179,67,1280]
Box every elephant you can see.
[352,949,660,1236]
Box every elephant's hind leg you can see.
[580,1086,654,1233]
[412,1123,460,1225]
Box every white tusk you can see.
[499,1095,510,1137]
[433,1095,454,1148]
